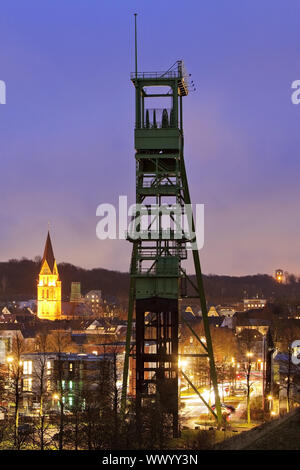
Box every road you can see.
[180,372,263,428]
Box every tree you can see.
[237,328,258,424]
[48,331,78,450]
[6,333,25,448]
[80,357,114,449]
[211,326,238,363]
[33,331,51,450]
[274,321,300,412]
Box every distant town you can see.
[0,231,299,449]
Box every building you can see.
[20,352,116,410]
[273,352,300,413]
[37,231,62,320]
[235,317,270,336]
[275,269,284,283]
[85,290,102,316]
[207,306,219,317]
[234,309,271,336]
[243,297,266,311]
[61,301,92,320]
[0,325,24,364]
[70,282,82,303]
[217,306,236,318]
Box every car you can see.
[224,404,236,413]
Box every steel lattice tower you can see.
[121,16,222,436]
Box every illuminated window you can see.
[69,363,73,372]
[23,378,32,392]
[69,381,73,390]
[69,396,73,407]
[23,360,32,375]
[62,380,65,390]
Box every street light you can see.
[178,358,188,370]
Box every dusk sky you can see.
[0,0,300,276]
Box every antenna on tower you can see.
[134,13,138,79]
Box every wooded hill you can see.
[0,258,299,307]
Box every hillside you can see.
[215,409,300,450]
[0,258,299,306]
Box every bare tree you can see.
[48,331,77,450]
[7,332,25,448]
[33,331,51,450]
[275,323,300,412]
[237,328,258,424]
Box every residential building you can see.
[243,297,266,311]
[85,290,103,316]
[21,352,116,410]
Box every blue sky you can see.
[0,0,300,276]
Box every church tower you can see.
[37,231,62,320]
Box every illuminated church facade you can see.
[37,231,62,320]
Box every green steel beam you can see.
[181,315,208,353]
[181,370,218,420]
[121,244,137,414]
[122,31,222,432]
[180,150,222,427]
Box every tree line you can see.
[1,258,300,306]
